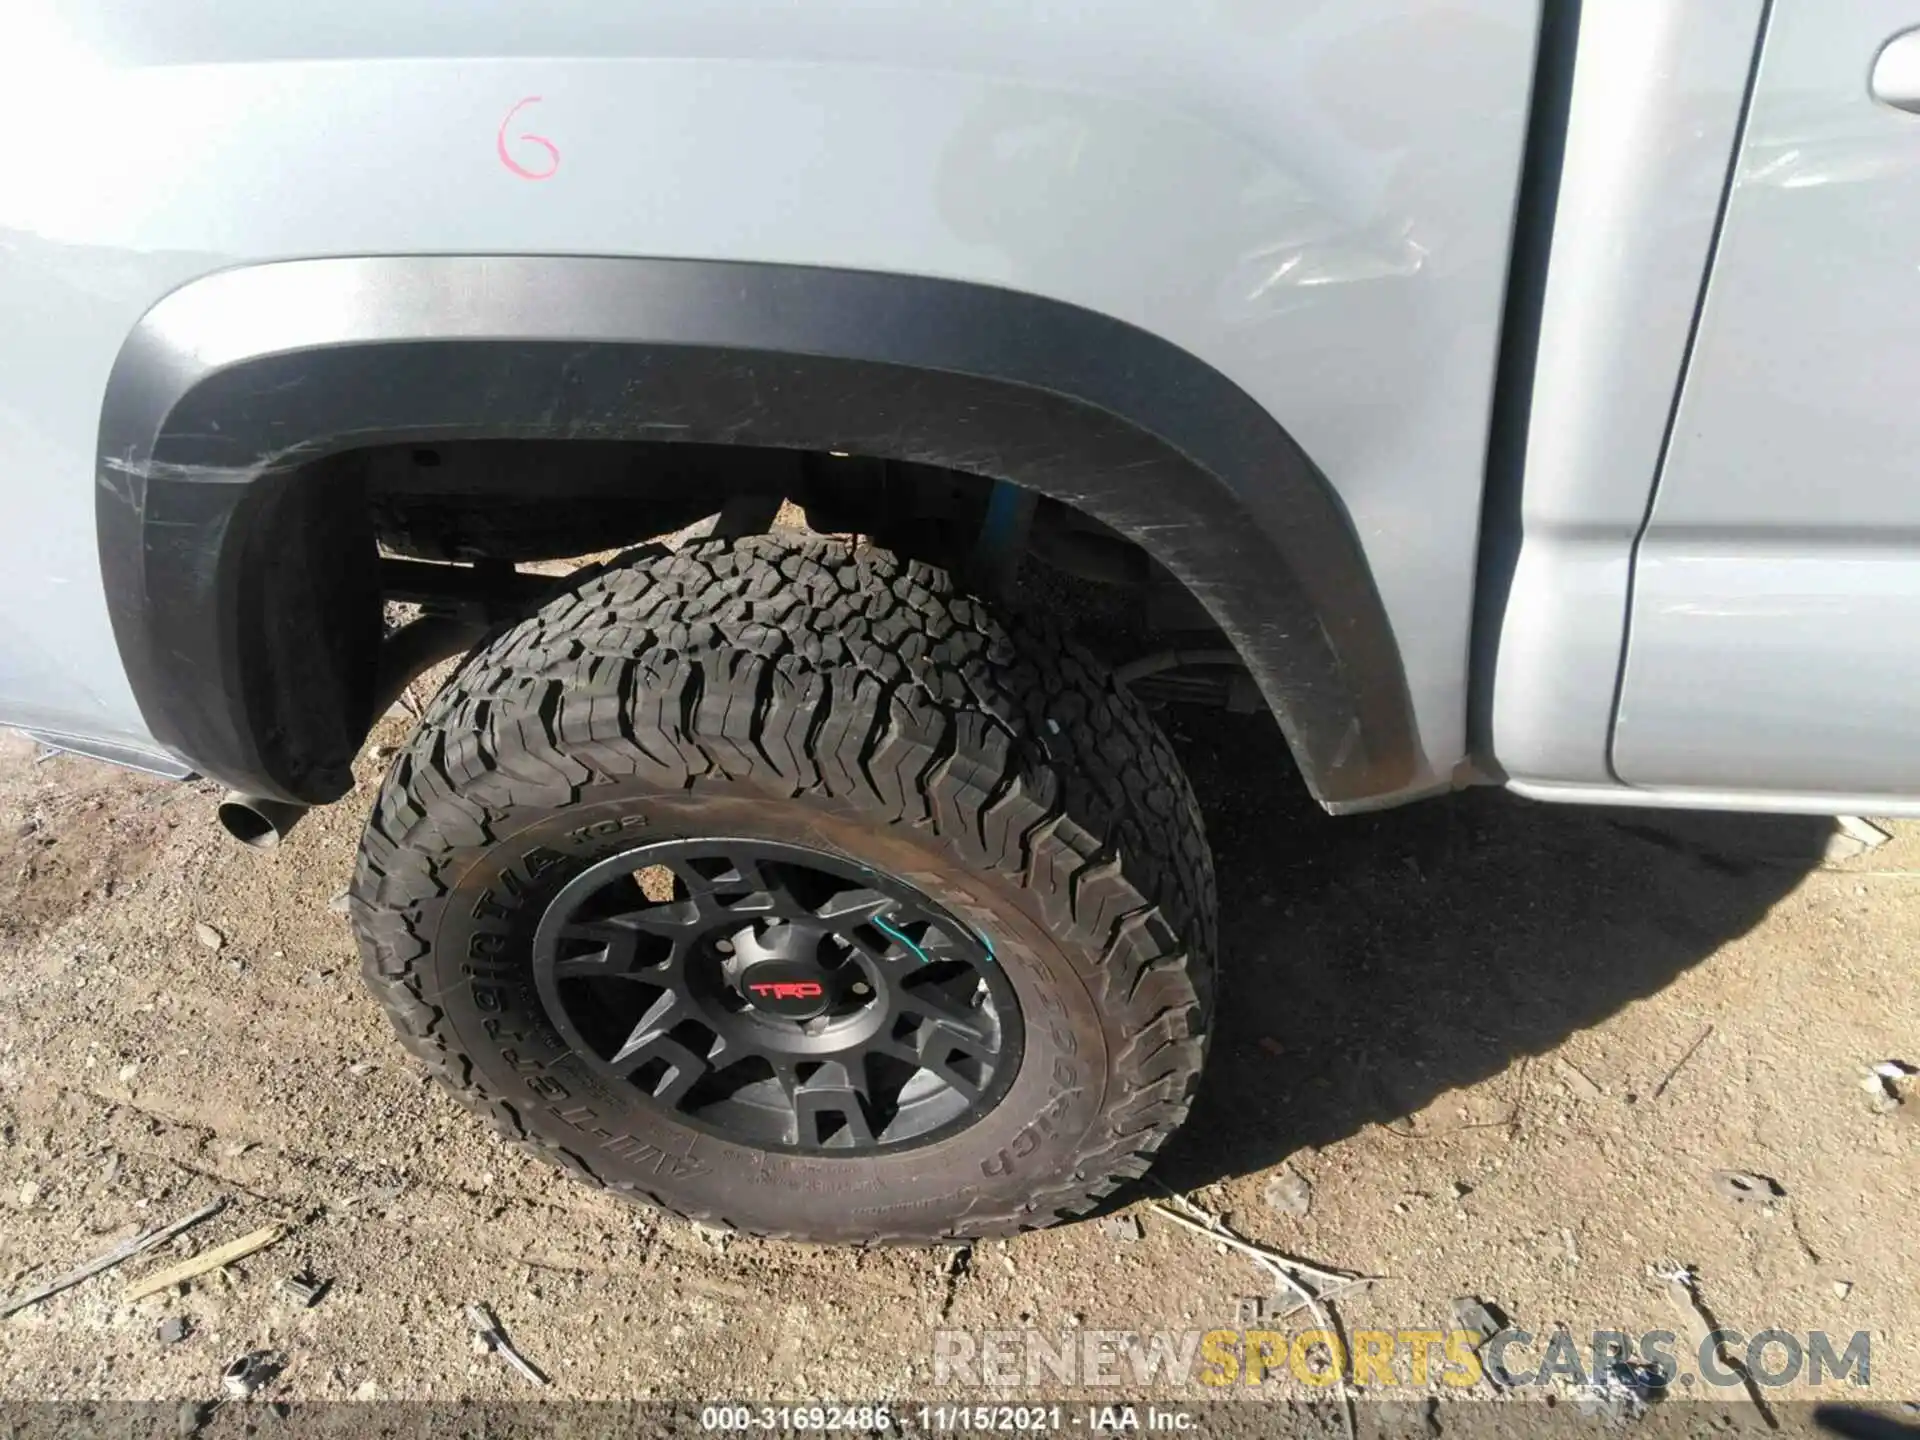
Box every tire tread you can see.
[350,532,1216,1240]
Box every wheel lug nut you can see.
[851,981,871,997]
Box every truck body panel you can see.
[1482,0,1768,788]
[0,0,1540,802]
[1614,0,1920,799]
[13,0,1920,817]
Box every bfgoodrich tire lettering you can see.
[350,533,1215,1241]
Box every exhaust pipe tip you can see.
[216,792,308,850]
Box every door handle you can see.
[1872,27,1920,112]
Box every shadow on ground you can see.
[1149,707,1834,1192]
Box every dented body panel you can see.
[0,0,1538,801]
[12,0,1920,818]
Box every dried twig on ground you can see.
[1653,1264,1778,1431]
[1149,1201,1372,1290]
[0,1198,227,1318]
[1151,1192,1380,1440]
[125,1225,287,1302]
[1651,1024,1715,1100]
[465,1302,549,1386]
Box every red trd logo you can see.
[748,980,825,1000]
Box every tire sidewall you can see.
[422,781,1112,1239]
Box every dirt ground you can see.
[0,678,1914,1429]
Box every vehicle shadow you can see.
[1146,707,1835,1193]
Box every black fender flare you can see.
[98,256,1418,809]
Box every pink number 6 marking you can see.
[497,96,560,181]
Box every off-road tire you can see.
[350,533,1215,1241]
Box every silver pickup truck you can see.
[2,0,1914,1241]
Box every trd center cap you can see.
[736,960,835,1019]
[729,922,836,1020]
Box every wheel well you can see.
[363,437,1196,604]
[99,255,1420,810]
[345,434,1253,719]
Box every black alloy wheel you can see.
[532,838,1022,1153]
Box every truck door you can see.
[1613,0,1920,801]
